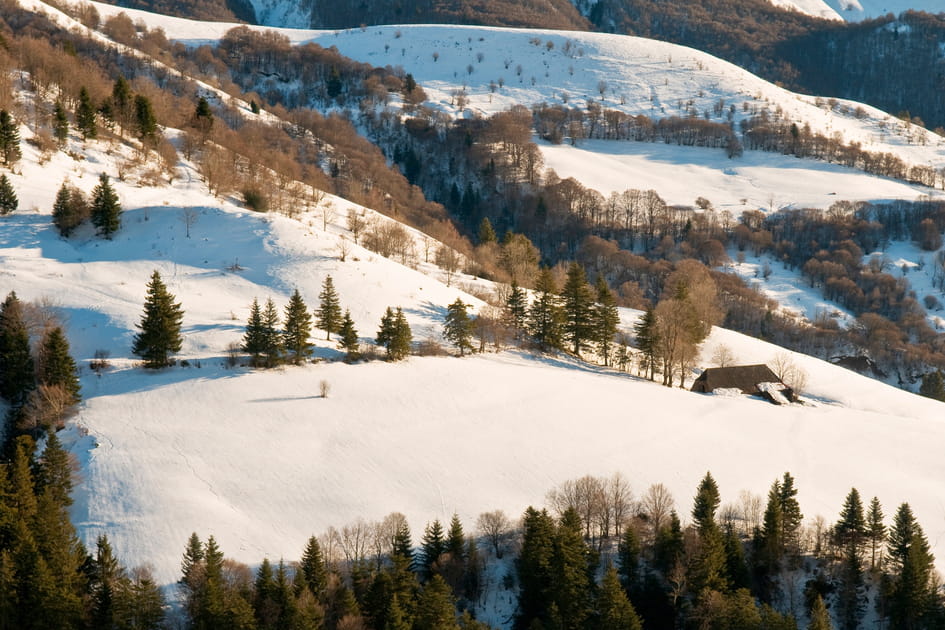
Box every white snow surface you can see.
[818,0,945,20]
[766,0,844,20]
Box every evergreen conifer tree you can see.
[38,327,80,404]
[131,270,184,368]
[866,497,886,571]
[553,508,592,629]
[90,173,121,239]
[392,521,414,570]
[444,298,474,356]
[595,565,642,630]
[338,310,360,362]
[134,94,158,144]
[243,298,267,367]
[299,536,327,600]
[477,217,496,244]
[516,507,556,629]
[835,488,867,553]
[0,174,17,215]
[283,289,313,365]
[420,520,446,581]
[414,575,458,630]
[52,183,87,237]
[316,276,343,340]
[692,472,721,534]
[0,292,36,407]
[111,77,133,137]
[505,281,528,341]
[593,275,619,365]
[76,87,97,140]
[191,97,214,137]
[617,526,641,594]
[0,110,20,166]
[527,268,563,352]
[561,262,595,356]
[377,307,411,360]
[918,370,945,401]
[53,101,69,146]
[836,542,865,630]
[778,472,803,561]
[634,306,659,380]
[262,298,283,367]
[808,594,833,630]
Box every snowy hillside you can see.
[819,0,945,20]
[2,108,945,599]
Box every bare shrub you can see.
[319,379,331,398]
[416,338,448,357]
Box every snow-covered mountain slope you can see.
[775,0,945,20]
[3,111,945,594]
[83,0,945,176]
[766,0,843,20]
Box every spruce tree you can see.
[76,87,97,140]
[111,77,133,137]
[0,292,35,407]
[91,173,121,239]
[866,497,886,571]
[516,507,556,629]
[778,472,803,561]
[52,183,87,237]
[617,526,641,594]
[443,298,474,356]
[835,488,866,553]
[759,478,784,574]
[262,298,283,367]
[242,298,267,367]
[593,275,619,366]
[634,306,659,380]
[38,327,80,404]
[316,276,343,340]
[338,309,360,362]
[299,536,327,600]
[561,262,595,356]
[505,281,528,340]
[692,472,721,534]
[477,217,496,244]
[0,110,20,166]
[808,594,833,630]
[134,94,158,144]
[918,370,945,401]
[527,268,563,352]
[553,508,592,630]
[420,520,446,581]
[836,542,865,630]
[595,565,642,630]
[53,101,69,146]
[377,307,411,361]
[0,174,17,215]
[131,270,184,368]
[191,97,214,137]
[283,289,313,365]
[414,575,458,630]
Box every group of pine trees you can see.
[0,291,81,442]
[51,175,122,239]
[177,514,487,630]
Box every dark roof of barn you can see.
[690,364,783,395]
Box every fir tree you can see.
[191,97,214,136]
[338,310,360,362]
[414,575,458,630]
[37,327,81,404]
[299,536,327,600]
[53,101,69,146]
[0,292,35,408]
[866,497,886,571]
[759,478,784,576]
[835,488,866,553]
[420,520,446,581]
[477,217,496,244]
[377,307,411,361]
[918,370,945,401]
[0,110,20,166]
[261,298,283,367]
[617,526,641,594]
[595,565,642,630]
[243,298,267,367]
[778,472,803,561]
[836,542,865,630]
[634,306,659,381]
[527,268,563,352]
[392,521,414,570]
[111,76,133,137]
[593,275,619,366]
[131,270,184,368]
[316,276,343,340]
[808,594,833,630]
[444,298,474,356]
[282,289,313,365]
[516,507,556,629]
[561,262,595,356]
[90,173,121,239]
[76,87,97,140]
[505,280,528,340]
[52,183,87,237]
[554,508,592,630]
[0,174,16,215]
[692,471,721,534]
[134,95,158,144]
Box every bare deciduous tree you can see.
[346,208,366,244]
[772,352,808,395]
[319,200,336,231]
[336,236,351,262]
[641,483,675,537]
[710,344,738,368]
[180,208,199,238]
[435,245,461,287]
[477,510,512,558]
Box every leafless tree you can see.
[346,208,366,244]
[605,472,634,539]
[319,200,336,231]
[340,519,370,566]
[641,483,675,537]
[435,245,461,287]
[20,384,77,432]
[477,510,512,558]
[710,344,738,368]
[336,236,351,262]
[180,208,199,238]
[737,490,764,534]
[320,527,344,571]
[772,352,808,394]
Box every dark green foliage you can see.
[242,188,268,212]
[261,298,283,367]
[53,101,69,146]
[243,297,267,367]
[553,508,592,630]
[414,575,459,630]
[0,110,20,166]
[884,503,938,630]
[131,270,184,368]
[76,87,97,140]
[420,519,446,581]
[692,472,721,534]
[867,497,886,572]
[595,564,642,630]
[392,520,414,569]
[134,94,158,144]
[282,289,313,365]
[918,370,945,401]
[90,173,121,239]
[505,280,528,339]
[338,309,360,362]
[478,217,496,244]
[561,262,595,357]
[191,96,214,136]
[0,175,16,215]
[654,510,684,576]
[376,307,412,360]
[316,276,343,340]
[633,306,659,380]
[444,298,474,356]
[592,275,619,366]
[836,543,865,630]
[250,100,261,115]
[834,488,866,553]
[617,526,641,593]
[516,507,556,629]
[51,182,89,237]
[111,76,133,136]
[808,594,833,630]
[299,535,327,599]
[0,292,35,408]
[527,268,563,352]
[38,327,81,404]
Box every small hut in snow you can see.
[690,364,797,404]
